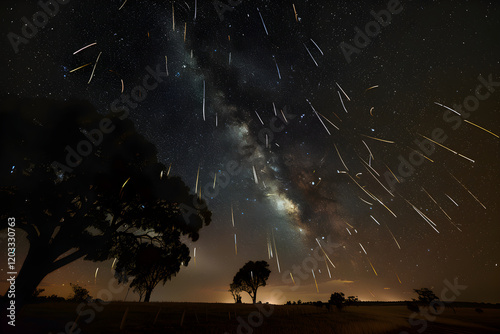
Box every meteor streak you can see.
[73,42,97,55]
[87,52,102,84]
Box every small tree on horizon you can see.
[69,283,91,302]
[346,295,359,306]
[413,288,439,304]
[230,261,271,304]
[329,292,346,311]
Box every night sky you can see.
[1,0,500,304]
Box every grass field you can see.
[14,301,500,333]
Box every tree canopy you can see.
[229,282,242,303]
[329,292,346,311]
[413,288,439,304]
[230,260,270,304]
[0,98,211,307]
[114,242,190,302]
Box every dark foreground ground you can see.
[9,302,500,334]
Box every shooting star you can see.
[334,144,349,171]
[87,52,102,84]
[307,99,331,135]
[272,230,281,273]
[316,238,336,268]
[368,258,378,276]
[234,234,237,255]
[202,80,206,121]
[312,269,319,293]
[464,119,499,138]
[69,63,91,73]
[337,91,348,113]
[449,173,486,209]
[385,225,401,250]
[324,257,331,278]
[252,165,259,184]
[418,134,475,163]
[292,4,298,22]
[310,38,324,55]
[231,203,235,227]
[370,215,380,225]
[255,111,264,125]
[73,42,97,55]
[118,0,128,10]
[273,56,281,80]
[195,166,200,193]
[434,102,461,116]
[257,8,269,35]
[360,134,395,144]
[336,82,351,101]
[365,85,379,92]
[304,43,318,67]
[445,193,459,206]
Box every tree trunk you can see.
[144,289,153,302]
[6,244,51,309]
[1,243,51,332]
[252,289,257,304]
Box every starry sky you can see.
[1,0,500,304]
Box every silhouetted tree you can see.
[0,99,211,308]
[413,288,439,304]
[231,261,270,303]
[229,283,242,303]
[346,295,359,306]
[329,292,346,311]
[114,243,189,302]
[413,288,440,312]
[69,283,91,302]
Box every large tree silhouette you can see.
[231,261,271,304]
[0,98,211,309]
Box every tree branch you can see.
[50,249,86,272]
